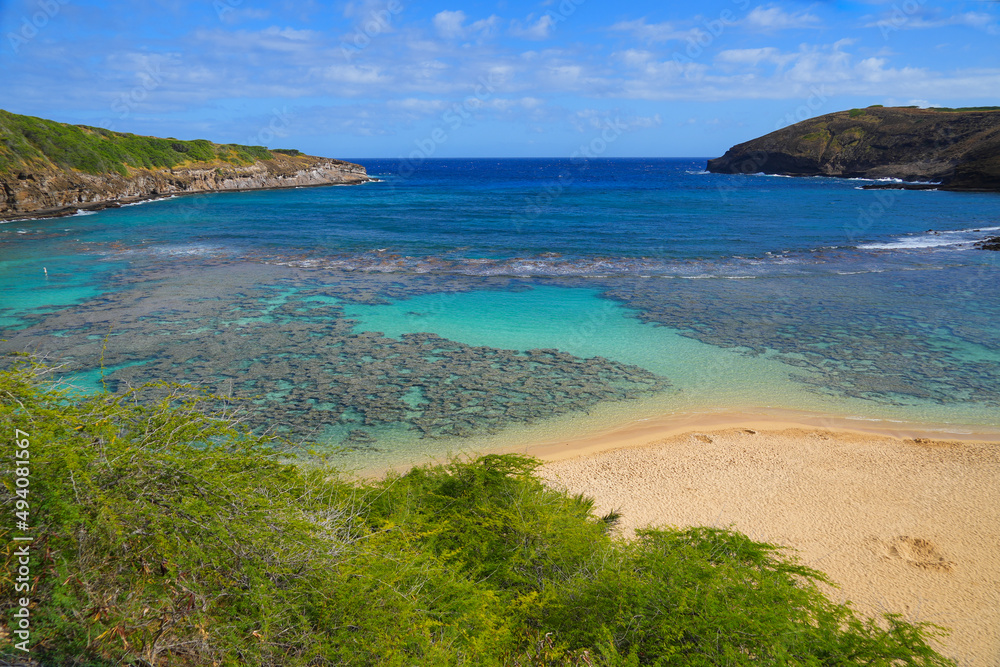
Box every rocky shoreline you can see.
[974,235,1000,250]
[0,153,370,221]
[707,106,1000,192]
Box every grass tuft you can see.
[0,109,275,176]
[0,356,956,665]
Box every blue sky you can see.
[1,0,998,158]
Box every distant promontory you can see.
[0,110,369,220]
[707,106,1000,192]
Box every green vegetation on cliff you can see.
[929,106,1000,113]
[0,109,367,220]
[0,109,275,177]
[0,357,954,665]
[707,106,1000,191]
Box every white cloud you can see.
[781,42,854,84]
[545,64,585,86]
[743,5,821,30]
[433,10,502,41]
[261,26,314,42]
[342,0,390,20]
[626,114,662,129]
[715,47,785,67]
[945,12,996,31]
[865,10,1000,34]
[12,2,1000,148]
[571,108,609,131]
[191,26,320,55]
[74,26,1000,111]
[219,8,271,25]
[322,64,389,85]
[433,10,468,39]
[469,16,503,39]
[570,108,663,133]
[598,37,1000,103]
[388,98,449,114]
[467,97,546,113]
[608,18,697,44]
[615,49,656,69]
[511,15,556,40]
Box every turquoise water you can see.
[344,285,785,396]
[2,159,999,468]
[344,284,1000,431]
[0,243,126,329]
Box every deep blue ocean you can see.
[2,158,999,467]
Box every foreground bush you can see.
[1,358,954,665]
[1,109,274,177]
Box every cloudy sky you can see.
[2,0,998,158]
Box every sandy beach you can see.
[541,426,1000,667]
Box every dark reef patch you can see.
[584,270,1000,407]
[4,250,999,454]
[2,262,669,448]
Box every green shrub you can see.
[929,106,1000,113]
[0,357,956,665]
[0,109,278,176]
[0,358,503,664]
[542,527,952,664]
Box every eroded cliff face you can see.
[0,153,369,220]
[706,106,1000,191]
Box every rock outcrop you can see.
[0,109,370,220]
[706,106,1000,191]
[0,153,369,220]
[975,236,1000,251]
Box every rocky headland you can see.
[0,109,369,220]
[707,106,1000,192]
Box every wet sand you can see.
[541,426,1000,667]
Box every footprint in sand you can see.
[881,536,955,572]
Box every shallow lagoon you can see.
[2,159,999,468]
